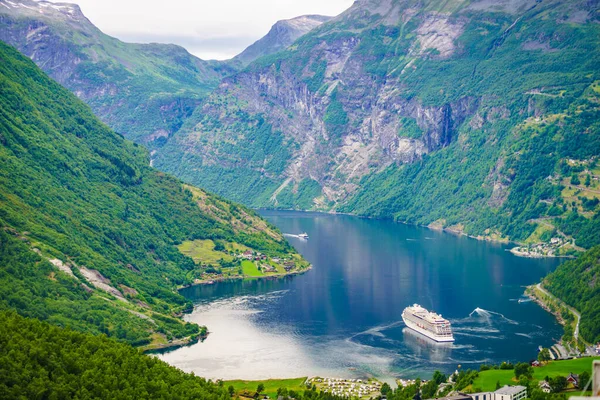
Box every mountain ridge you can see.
[0,0,236,144]
[233,14,332,65]
[154,0,600,251]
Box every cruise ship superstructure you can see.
[402,304,454,342]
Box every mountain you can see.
[0,0,236,145]
[155,0,600,250]
[234,15,332,65]
[0,40,300,348]
[544,245,600,343]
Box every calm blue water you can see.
[159,211,562,381]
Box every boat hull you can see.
[402,316,455,342]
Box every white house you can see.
[539,381,552,393]
[470,386,527,400]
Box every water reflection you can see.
[160,211,563,381]
[402,328,453,363]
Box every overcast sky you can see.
[72,0,354,60]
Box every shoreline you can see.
[259,208,575,259]
[160,265,313,353]
[178,264,313,289]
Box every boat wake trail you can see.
[350,321,404,340]
[283,233,306,239]
[467,307,519,325]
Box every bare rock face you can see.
[160,13,481,207]
[154,0,596,217]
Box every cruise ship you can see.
[402,304,454,342]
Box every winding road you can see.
[536,283,581,342]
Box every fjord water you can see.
[159,211,562,381]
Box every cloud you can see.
[71,0,354,60]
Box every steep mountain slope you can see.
[155,0,600,248]
[544,245,600,343]
[0,0,235,145]
[0,41,299,347]
[234,15,332,65]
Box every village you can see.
[229,356,599,400]
[509,237,577,258]
[307,377,382,398]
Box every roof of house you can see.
[495,385,527,395]
[427,394,472,400]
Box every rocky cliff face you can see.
[0,0,233,143]
[234,15,332,65]
[155,0,517,205]
[155,0,599,247]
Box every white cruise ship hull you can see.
[402,316,455,342]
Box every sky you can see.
[72,0,355,60]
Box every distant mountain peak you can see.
[234,14,332,65]
[1,0,85,21]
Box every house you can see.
[566,373,579,388]
[283,262,295,271]
[538,381,552,393]
[596,342,600,354]
[494,385,527,400]
[431,394,472,400]
[531,360,541,367]
[242,250,253,260]
[470,392,494,400]
[470,386,527,400]
[261,264,275,273]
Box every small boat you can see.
[298,232,309,239]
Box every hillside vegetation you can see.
[155,0,600,249]
[0,310,230,399]
[0,41,298,347]
[544,246,600,343]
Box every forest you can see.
[544,245,600,343]
[0,310,230,399]
[0,41,300,346]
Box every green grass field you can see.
[472,358,600,391]
[241,260,264,277]
[224,378,308,398]
[178,239,233,265]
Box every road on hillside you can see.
[537,283,581,342]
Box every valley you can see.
[0,0,599,398]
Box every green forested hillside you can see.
[0,41,298,347]
[544,246,600,343]
[0,310,229,399]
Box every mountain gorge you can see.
[1,0,598,250]
[155,0,600,249]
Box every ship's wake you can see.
[465,307,519,325]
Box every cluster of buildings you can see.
[240,250,267,261]
[238,251,296,272]
[307,377,382,398]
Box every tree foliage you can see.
[0,41,299,343]
[0,310,230,399]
